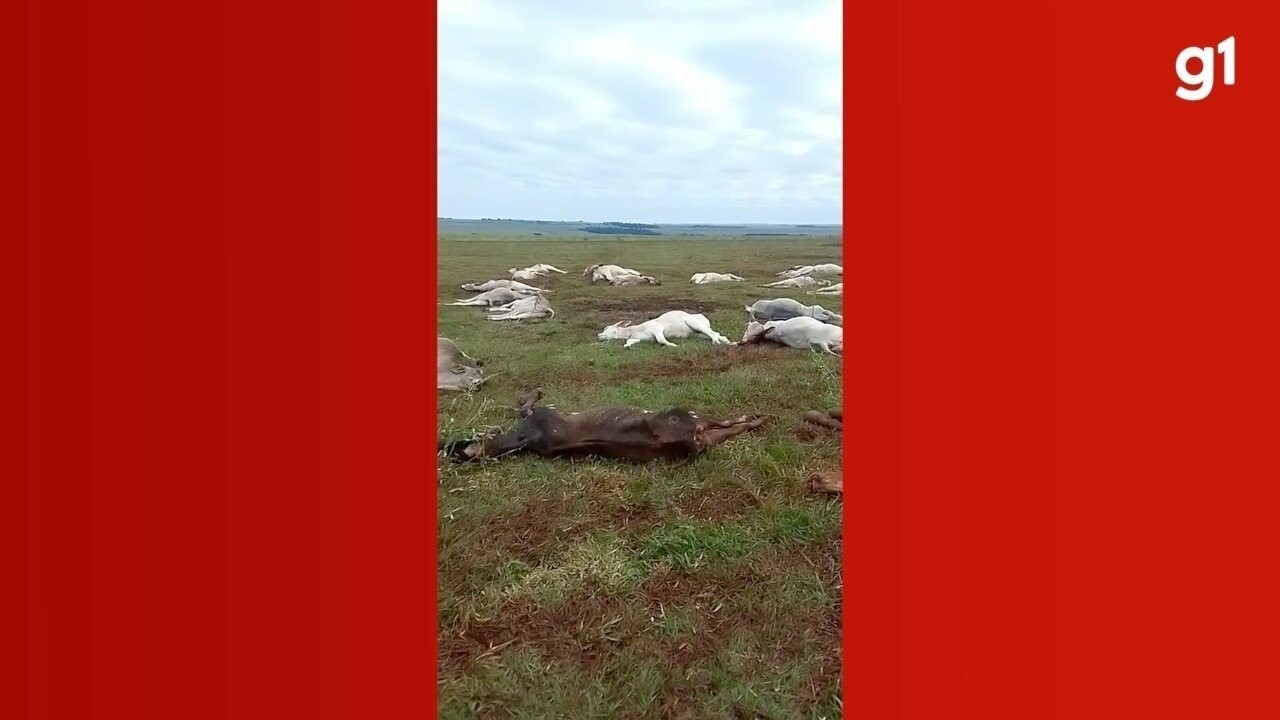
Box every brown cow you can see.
[440,389,766,463]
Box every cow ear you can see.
[618,320,632,327]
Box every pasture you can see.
[437,235,843,719]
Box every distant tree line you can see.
[600,221,660,229]
[579,225,662,235]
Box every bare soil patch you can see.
[670,483,761,522]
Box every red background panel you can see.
[8,2,435,718]
[847,1,1280,718]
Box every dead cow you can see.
[610,274,661,286]
[599,310,732,348]
[584,264,643,283]
[690,272,744,284]
[487,294,555,321]
[437,337,488,393]
[760,276,828,289]
[448,287,532,307]
[510,268,548,281]
[440,388,767,463]
[740,316,843,354]
[807,283,842,297]
[777,263,842,279]
[460,279,546,293]
[745,298,842,325]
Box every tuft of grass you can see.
[503,534,644,603]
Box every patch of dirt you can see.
[670,483,761,522]
[584,296,726,314]
[606,503,661,532]
[616,343,787,380]
[480,498,662,563]
[441,584,632,672]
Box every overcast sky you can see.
[438,0,841,225]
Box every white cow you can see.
[777,263,843,278]
[510,269,546,281]
[808,283,842,296]
[460,279,546,293]
[690,272,744,284]
[598,311,732,348]
[487,295,554,321]
[437,337,488,392]
[584,264,643,283]
[526,263,567,274]
[740,317,843,355]
[448,288,529,307]
[760,276,828,289]
[610,274,661,286]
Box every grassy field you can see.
[437,235,843,719]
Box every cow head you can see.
[811,305,843,325]
[598,320,635,340]
[740,321,773,344]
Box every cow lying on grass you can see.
[745,298,842,324]
[439,388,767,463]
[740,317,843,354]
[610,274,661,286]
[448,287,537,307]
[777,263,843,278]
[690,272,744,284]
[509,264,565,279]
[599,311,732,348]
[487,295,555,321]
[807,283,842,296]
[437,337,488,393]
[584,264,643,283]
[760,276,828,289]
[460,279,546,293]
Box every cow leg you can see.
[808,471,843,494]
[697,415,767,450]
[803,410,842,431]
[685,316,729,344]
[650,328,678,347]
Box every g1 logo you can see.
[1176,36,1235,101]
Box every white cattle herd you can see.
[441,261,842,390]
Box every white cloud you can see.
[438,0,842,224]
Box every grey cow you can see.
[744,298,842,325]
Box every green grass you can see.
[438,235,842,719]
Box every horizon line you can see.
[437,217,843,226]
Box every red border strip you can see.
[846,1,1280,717]
[10,2,435,717]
